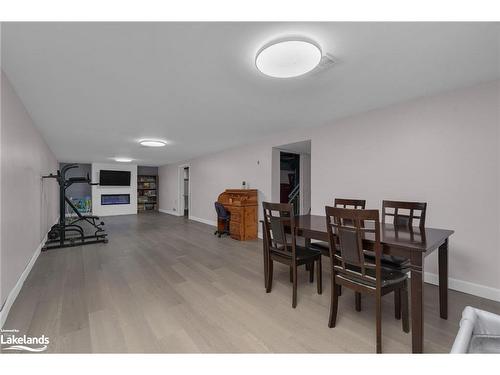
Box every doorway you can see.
[272,140,311,215]
[280,152,301,214]
[182,167,189,217]
[178,164,190,217]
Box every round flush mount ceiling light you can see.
[114,157,133,163]
[139,139,167,147]
[255,39,322,78]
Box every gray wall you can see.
[0,71,59,315]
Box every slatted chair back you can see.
[382,200,427,229]
[262,202,296,260]
[325,206,382,285]
[334,198,367,226]
[334,198,366,209]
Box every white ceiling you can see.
[2,22,499,166]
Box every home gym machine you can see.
[42,163,108,251]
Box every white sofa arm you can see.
[451,306,500,353]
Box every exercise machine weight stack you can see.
[42,164,108,251]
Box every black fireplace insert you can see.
[101,194,130,205]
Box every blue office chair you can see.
[214,202,231,237]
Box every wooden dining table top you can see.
[294,214,454,253]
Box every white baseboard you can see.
[189,215,217,227]
[0,232,48,328]
[0,216,59,328]
[159,208,182,216]
[97,211,137,217]
[424,272,500,303]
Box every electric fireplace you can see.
[101,194,130,205]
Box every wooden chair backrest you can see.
[262,202,296,260]
[334,198,366,209]
[382,200,427,228]
[325,206,381,285]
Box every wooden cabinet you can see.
[217,189,258,241]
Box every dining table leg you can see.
[410,253,424,353]
[438,239,448,319]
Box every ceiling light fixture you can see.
[114,157,133,163]
[139,139,167,147]
[255,38,322,78]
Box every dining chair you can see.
[325,206,409,353]
[308,199,366,301]
[309,198,366,256]
[262,202,322,308]
[364,200,427,319]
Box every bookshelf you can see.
[137,175,158,212]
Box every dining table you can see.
[285,214,454,353]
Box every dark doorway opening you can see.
[183,167,189,217]
[280,152,300,215]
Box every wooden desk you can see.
[217,189,258,240]
[292,214,454,353]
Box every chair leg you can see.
[376,290,382,354]
[394,288,401,320]
[263,251,268,290]
[338,285,342,296]
[309,262,314,283]
[289,266,293,283]
[266,260,273,293]
[355,292,362,312]
[328,275,338,328]
[292,264,298,308]
[316,257,322,294]
[401,280,410,333]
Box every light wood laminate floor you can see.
[4,212,500,353]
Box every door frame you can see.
[177,164,191,217]
[278,150,302,214]
[299,153,311,215]
[272,147,311,215]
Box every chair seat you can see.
[364,250,410,269]
[296,245,322,260]
[335,261,408,288]
[309,241,330,256]
[271,245,321,261]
